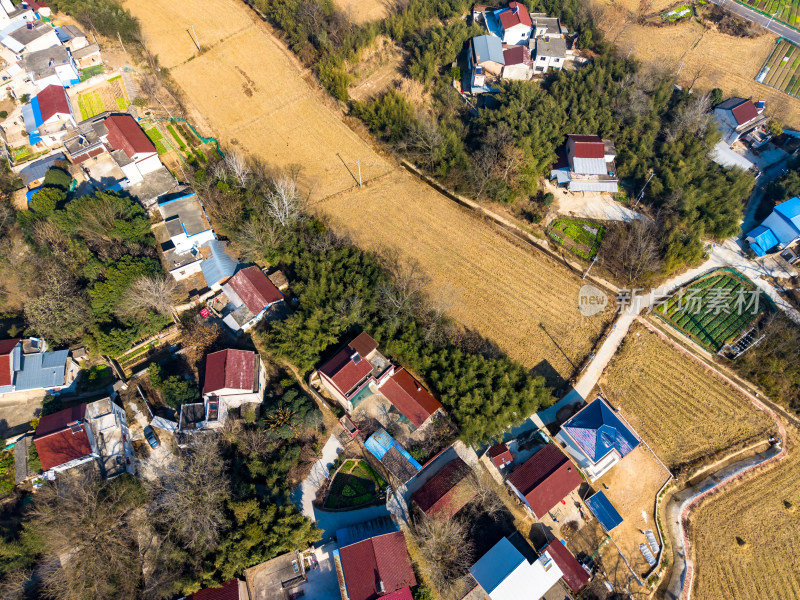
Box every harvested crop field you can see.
[592,8,800,124]
[600,322,773,467]
[690,435,800,600]
[126,0,614,383]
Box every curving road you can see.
[711,0,800,44]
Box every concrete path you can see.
[13,435,29,484]
[710,0,800,44]
[555,191,643,222]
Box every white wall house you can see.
[496,2,532,45]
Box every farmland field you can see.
[758,38,800,98]
[125,0,615,383]
[600,322,774,467]
[72,77,130,121]
[547,218,604,259]
[691,435,800,600]
[656,269,770,352]
[592,8,800,124]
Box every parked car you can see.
[143,425,160,449]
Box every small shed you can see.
[585,491,623,532]
[365,428,422,485]
[487,442,514,468]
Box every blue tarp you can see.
[28,133,42,146]
[586,491,623,532]
[364,429,422,470]
[746,225,778,256]
[30,96,43,127]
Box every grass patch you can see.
[324,459,385,509]
[656,269,770,352]
[107,75,122,82]
[0,449,14,498]
[116,97,129,111]
[76,364,114,394]
[77,91,105,120]
[79,65,105,82]
[167,124,186,150]
[28,441,41,475]
[548,218,605,259]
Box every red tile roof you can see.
[380,368,442,428]
[568,135,605,159]
[0,338,20,388]
[186,579,241,600]
[503,45,530,66]
[731,100,759,126]
[506,444,581,519]
[104,114,156,159]
[411,457,476,519]
[318,334,375,398]
[542,541,590,592]
[33,403,93,471]
[36,84,70,123]
[339,532,416,600]
[203,349,256,395]
[487,443,513,468]
[499,1,532,28]
[381,588,413,600]
[227,266,283,315]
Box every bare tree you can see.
[33,473,147,600]
[148,436,230,553]
[181,320,221,367]
[412,516,475,598]
[262,175,304,227]
[600,219,663,284]
[116,274,179,320]
[665,93,712,142]
[399,114,444,173]
[468,469,506,518]
[377,253,428,322]
[225,151,252,187]
[231,215,286,262]
[24,267,91,345]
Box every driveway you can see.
[0,389,46,443]
[303,542,341,600]
[551,185,643,222]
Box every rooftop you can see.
[411,456,476,519]
[379,368,442,428]
[560,398,640,464]
[540,541,589,593]
[158,192,212,237]
[318,332,385,398]
[506,444,581,518]
[186,579,244,600]
[337,531,416,600]
[203,349,258,395]
[224,266,284,316]
[503,45,530,66]
[104,114,156,158]
[585,490,623,532]
[33,403,93,471]
[243,552,306,600]
[35,84,70,122]
[472,35,504,65]
[9,20,55,45]
[536,36,566,58]
[19,45,70,80]
[498,2,532,29]
[364,428,422,484]
[200,239,238,288]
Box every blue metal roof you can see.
[335,516,397,548]
[200,240,238,288]
[561,398,640,463]
[14,349,68,391]
[54,26,70,43]
[774,196,800,231]
[585,491,623,532]
[471,35,504,65]
[747,225,778,255]
[364,428,422,470]
[30,96,43,127]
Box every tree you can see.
[149,363,199,408]
[28,188,66,216]
[116,274,179,320]
[90,256,163,321]
[224,151,251,187]
[412,516,474,598]
[24,269,91,344]
[181,320,221,367]
[600,219,663,285]
[31,473,148,600]
[262,176,303,227]
[149,436,230,553]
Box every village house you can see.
[486,442,513,469]
[746,196,800,256]
[23,0,51,17]
[501,45,531,80]
[316,332,443,429]
[0,0,32,29]
[529,12,564,38]
[32,396,134,479]
[550,134,619,193]
[200,239,238,291]
[63,112,162,189]
[4,20,60,53]
[0,337,75,396]
[180,579,250,600]
[468,34,504,94]
[411,456,477,519]
[55,24,88,51]
[531,35,567,73]
[493,2,532,45]
[158,190,215,258]
[20,83,75,146]
[243,551,308,600]
[334,531,416,600]
[70,42,101,69]
[555,397,641,481]
[505,443,582,518]
[365,428,422,487]
[710,97,768,172]
[18,45,80,88]
[539,540,590,593]
[217,265,285,332]
[469,535,563,600]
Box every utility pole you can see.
[357,160,362,188]
[633,170,655,209]
[116,31,126,53]
[189,25,201,52]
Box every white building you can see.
[532,36,567,73]
[18,45,80,89]
[157,191,215,255]
[495,2,532,45]
[6,20,60,53]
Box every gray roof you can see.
[19,45,71,80]
[19,152,66,185]
[158,193,211,237]
[14,349,69,391]
[536,36,566,58]
[243,552,306,600]
[200,240,238,287]
[472,35,504,65]
[60,24,85,39]
[530,14,562,35]
[9,21,55,45]
[715,97,748,111]
[71,43,100,60]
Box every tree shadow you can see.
[530,359,566,389]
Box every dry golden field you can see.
[126,0,614,383]
[334,0,387,24]
[691,437,800,600]
[594,3,800,124]
[600,323,774,467]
